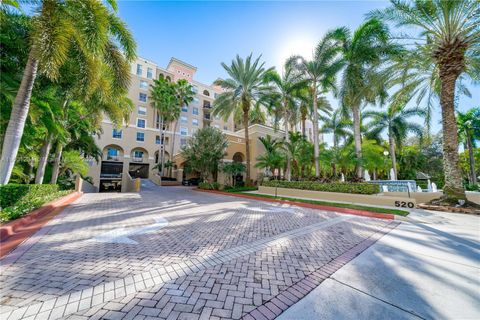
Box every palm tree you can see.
[457,108,480,186]
[321,109,352,148]
[288,33,343,177]
[213,54,273,185]
[264,65,307,180]
[150,75,178,175]
[170,79,195,175]
[330,18,398,179]
[371,0,480,201]
[364,103,425,180]
[255,135,284,178]
[0,0,136,185]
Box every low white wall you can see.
[258,186,416,209]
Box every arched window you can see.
[233,152,244,163]
[203,90,210,96]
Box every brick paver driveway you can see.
[0,181,398,320]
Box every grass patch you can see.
[0,184,72,222]
[234,192,409,216]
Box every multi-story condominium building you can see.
[87,57,238,191]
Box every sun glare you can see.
[275,34,316,70]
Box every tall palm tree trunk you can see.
[50,143,63,184]
[301,114,306,137]
[242,102,251,186]
[284,103,291,181]
[312,87,320,177]
[159,116,165,176]
[466,134,477,185]
[439,71,466,200]
[0,53,39,185]
[388,134,397,180]
[352,103,363,178]
[170,120,178,177]
[35,134,53,184]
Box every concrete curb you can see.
[195,189,398,220]
[0,191,82,258]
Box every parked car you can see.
[182,178,200,186]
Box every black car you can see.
[182,178,200,186]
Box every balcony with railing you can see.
[203,101,211,109]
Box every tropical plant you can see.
[321,109,352,148]
[264,65,307,180]
[213,54,273,185]
[255,135,284,178]
[371,0,480,201]
[364,103,425,180]
[0,0,136,185]
[330,18,398,178]
[150,74,178,175]
[222,162,246,187]
[170,79,195,175]
[457,108,480,186]
[287,32,343,177]
[181,127,228,182]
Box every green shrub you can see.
[0,184,70,222]
[261,180,379,195]
[223,185,258,193]
[198,182,220,190]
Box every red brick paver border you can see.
[0,191,82,258]
[243,220,401,319]
[195,189,396,220]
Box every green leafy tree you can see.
[181,127,228,182]
[371,0,480,201]
[0,0,136,185]
[330,19,398,179]
[457,108,480,186]
[321,109,352,148]
[255,135,284,179]
[213,54,273,185]
[287,32,343,177]
[150,75,178,175]
[222,162,246,187]
[264,65,308,180]
[170,79,195,175]
[364,104,425,180]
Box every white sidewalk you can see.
[279,210,480,320]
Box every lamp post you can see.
[383,150,389,179]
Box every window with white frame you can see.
[138,106,147,115]
[137,118,146,128]
[181,104,188,112]
[112,128,122,139]
[192,107,199,115]
[180,138,187,146]
[147,67,153,79]
[139,93,147,102]
[136,132,144,142]
[223,125,228,131]
[155,135,161,144]
[180,127,188,136]
[180,116,188,124]
[193,97,199,104]
[139,80,148,89]
[136,64,142,76]
[192,119,199,126]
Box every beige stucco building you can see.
[87,57,283,191]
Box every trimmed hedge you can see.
[0,184,70,222]
[262,180,379,195]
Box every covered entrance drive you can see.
[129,163,149,179]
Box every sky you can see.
[117,0,479,143]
